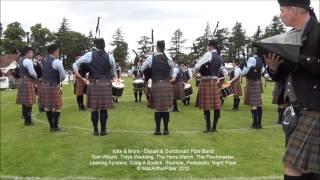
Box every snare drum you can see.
[133,79,144,91]
[221,83,234,98]
[112,82,125,97]
[184,83,193,96]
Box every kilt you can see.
[75,77,87,96]
[173,82,185,100]
[244,79,263,107]
[197,79,222,110]
[231,79,242,97]
[39,81,62,109]
[283,111,320,173]
[151,81,173,112]
[87,79,113,110]
[16,77,36,105]
[272,82,284,105]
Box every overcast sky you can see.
[1,0,319,59]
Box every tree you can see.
[168,29,186,63]
[58,17,70,34]
[2,22,26,54]
[213,28,229,57]
[136,35,152,60]
[226,22,247,60]
[262,16,286,38]
[193,22,213,58]
[110,28,128,67]
[30,23,55,56]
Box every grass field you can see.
[0,77,285,179]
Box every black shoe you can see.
[153,131,161,135]
[211,128,217,132]
[24,122,34,126]
[93,131,99,136]
[135,99,138,102]
[163,131,169,135]
[52,128,65,132]
[100,131,108,136]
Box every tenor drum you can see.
[184,83,193,96]
[221,83,234,98]
[112,82,125,97]
[133,79,144,91]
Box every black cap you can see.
[94,38,105,50]
[20,46,33,56]
[278,0,310,9]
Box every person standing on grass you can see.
[242,55,264,129]
[264,0,320,179]
[73,39,117,136]
[228,59,243,111]
[16,47,37,126]
[194,40,222,133]
[40,44,66,132]
[142,40,174,135]
[73,52,87,111]
[170,61,185,112]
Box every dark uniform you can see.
[16,56,37,125]
[243,56,264,129]
[229,64,243,110]
[172,65,185,112]
[268,7,320,176]
[73,60,87,111]
[195,48,222,133]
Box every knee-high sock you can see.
[100,110,108,132]
[52,112,61,128]
[134,92,138,101]
[213,109,220,130]
[154,112,161,132]
[173,99,178,111]
[22,105,27,121]
[204,110,211,131]
[139,91,142,101]
[257,106,262,128]
[25,106,32,123]
[236,98,241,109]
[79,95,84,108]
[76,96,81,109]
[278,107,285,123]
[251,109,258,128]
[163,112,169,131]
[220,96,224,106]
[46,111,53,128]
[91,111,99,132]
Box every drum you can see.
[112,82,124,97]
[133,79,144,91]
[221,83,234,98]
[184,83,193,96]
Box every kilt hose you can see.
[284,111,320,173]
[231,79,243,97]
[197,79,222,110]
[87,79,113,110]
[39,81,62,110]
[16,77,36,105]
[244,79,263,107]
[75,77,87,96]
[173,82,185,100]
[151,81,173,112]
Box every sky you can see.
[1,0,319,59]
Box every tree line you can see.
[0,16,285,69]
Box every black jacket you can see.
[269,16,320,111]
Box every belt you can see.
[201,76,218,80]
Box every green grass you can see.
[0,77,285,179]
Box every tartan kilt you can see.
[151,81,173,112]
[272,82,284,104]
[244,79,262,107]
[283,111,320,173]
[87,79,113,110]
[231,79,242,96]
[197,79,222,110]
[39,81,62,109]
[75,77,87,96]
[16,78,36,105]
[173,82,185,100]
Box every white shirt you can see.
[234,66,242,78]
[242,56,265,75]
